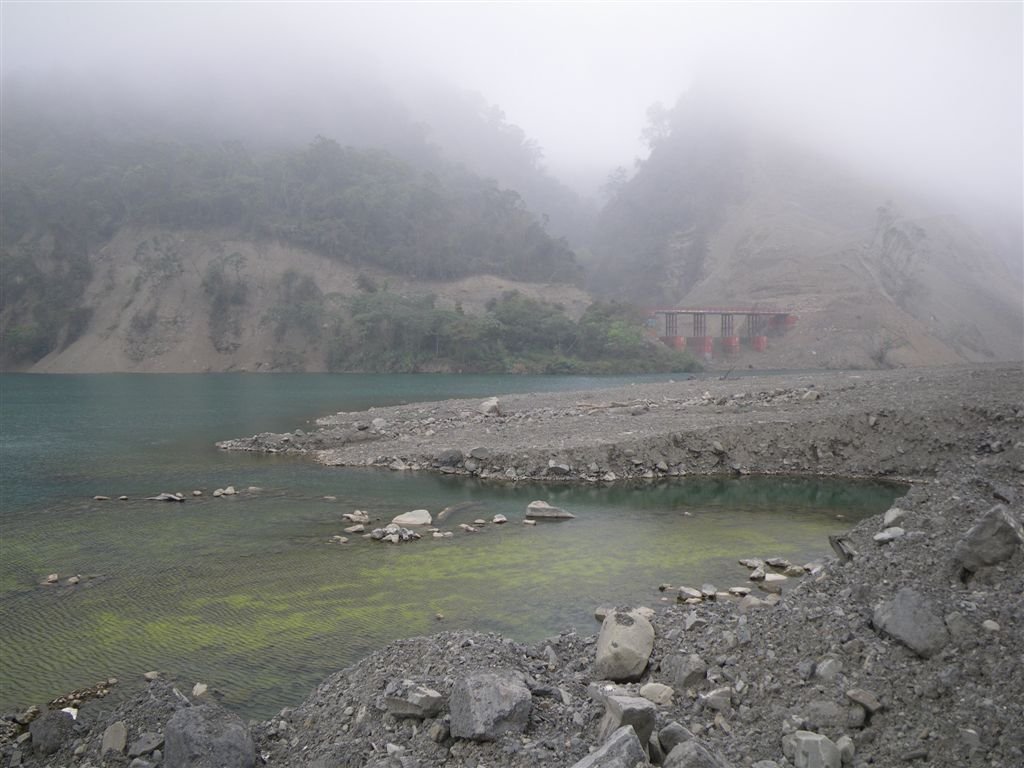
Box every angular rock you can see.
[597,695,657,749]
[664,738,732,767]
[639,681,674,705]
[785,730,841,768]
[30,710,74,756]
[700,686,732,712]
[659,721,694,756]
[594,608,655,682]
[477,397,502,416]
[435,449,464,467]
[526,500,575,519]
[873,527,905,543]
[102,720,128,754]
[845,688,883,715]
[569,725,647,768]
[164,704,255,768]
[952,504,1024,572]
[872,587,949,658]
[449,670,531,741]
[392,509,432,526]
[384,680,445,719]
[661,653,707,689]
[128,733,164,758]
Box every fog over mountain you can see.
[1,2,1020,373]
[4,2,1020,215]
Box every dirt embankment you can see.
[4,364,1022,768]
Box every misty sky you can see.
[2,2,1021,215]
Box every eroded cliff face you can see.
[673,165,1022,370]
[23,228,592,373]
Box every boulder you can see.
[594,608,655,682]
[30,710,74,756]
[659,721,694,756]
[664,738,732,767]
[569,725,647,768]
[128,732,165,758]
[783,730,841,768]
[639,681,674,705]
[872,587,949,658]
[526,500,575,519]
[164,704,255,768]
[435,449,464,468]
[102,720,128,754]
[384,680,445,719]
[392,509,432,526]
[147,492,185,502]
[661,653,707,689]
[477,397,502,416]
[343,510,370,524]
[953,504,1024,572]
[597,694,657,748]
[449,670,532,741]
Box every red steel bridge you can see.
[647,307,797,359]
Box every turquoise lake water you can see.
[0,373,902,718]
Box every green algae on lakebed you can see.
[0,474,902,719]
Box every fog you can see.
[2,1,1021,220]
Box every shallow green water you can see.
[0,374,902,718]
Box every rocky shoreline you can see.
[3,364,1022,768]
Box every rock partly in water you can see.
[391,509,432,526]
[525,500,575,520]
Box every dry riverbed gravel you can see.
[3,364,1022,768]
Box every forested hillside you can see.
[0,75,695,374]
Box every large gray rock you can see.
[30,710,74,756]
[391,509,432,526]
[102,720,128,754]
[664,738,732,768]
[164,705,255,768]
[449,670,532,741]
[570,725,648,768]
[384,679,445,719]
[597,695,657,750]
[658,721,694,756]
[595,608,655,682]
[872,587,949,658]
[661,653,707,689]
[783,731,841,768]
[953,504,1024,572]
[526,500,575,519]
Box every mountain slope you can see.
[591,96,1023,368]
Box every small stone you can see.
[639,682,674,705]
[144,670,161,681]
[814,657,842,681]
[700,686,732,712]
[845,688,883,714]
[873,526,906,543]
[883,507,907,527]
[192,490,203,497]
[192,682,208,698]
[982,619,1001,632]
[94,495,110,501]
[492,514,507,524]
